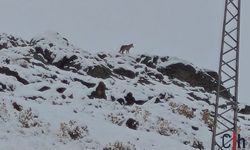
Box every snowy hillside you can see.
[0,32,250,150]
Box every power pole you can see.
[211,0,241,150]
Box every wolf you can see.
[119,44,134,54]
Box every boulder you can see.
[56,87,66,93]
[124,92,135,105]
[126,118,139,130]
[12,102,23,111]
[117,98,125,105]
[89,82,107,99]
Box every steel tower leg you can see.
[211,0,241,150]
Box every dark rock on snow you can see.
[117,98,125,105]
[12,102,23,111]
[239,105,250,115]
[124,92,135,105]
[157,63,231,99]
[89,82,107,99]
[86,65,112,79]
[0,67,29,85]
[126,118,139,130]
[56,87,66,93]
[38,86,51,92]
[113,67,136,79]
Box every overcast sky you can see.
[1,0,250,104]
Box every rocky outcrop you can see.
[136,55,160,68]
[0,33,28,50]
[53,55,81,71]
[113,67,136,79]
[157,63,231,99]
[86,65,112,79]
[32,46,54,64]
[0,67,29,85]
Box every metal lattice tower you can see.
[211,0,241,150]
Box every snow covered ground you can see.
[0,32,250,150]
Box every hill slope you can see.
[0,32,250,150]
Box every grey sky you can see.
[1,0,249,104]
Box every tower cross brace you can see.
[211,0,241,150]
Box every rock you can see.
[12,102,23,111]
[0,67,29,85]
[4,58,10,64]
[53,55,81,71]
[0,33,28,50]
[38,86,50,92]
[69,94,74,99]
[239,105,250,114]
[138,77,152,85]
[192,140,204,150]
[61,79,70,84]
[113,67,136,79]
[153,56,159,64]
[124,92,135,105]
[0,82,7,91]
[157,63,231,99]
[24,96,45,100]
[57,87,66,93]
[87,65,112,79]
[191,126,199,131]
[134,100,147,105]
[147,72,164,81]
[33,46,81,72]
[111,96,116,102]
[117,98,125,105]
[33,47,54,64]
[160,56,169,62]
[97,54,107,59]
[126,118,139,130]
[73,78,96,88]
[140,55,156,68]
[154,98,162,104]
[159,93,166,99]
[205,70,219,81]
[29,32,82,72]
[188,92,210,105]
[89,82,107,99]
[61,95,66,99]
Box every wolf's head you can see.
[129,44,134,48]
